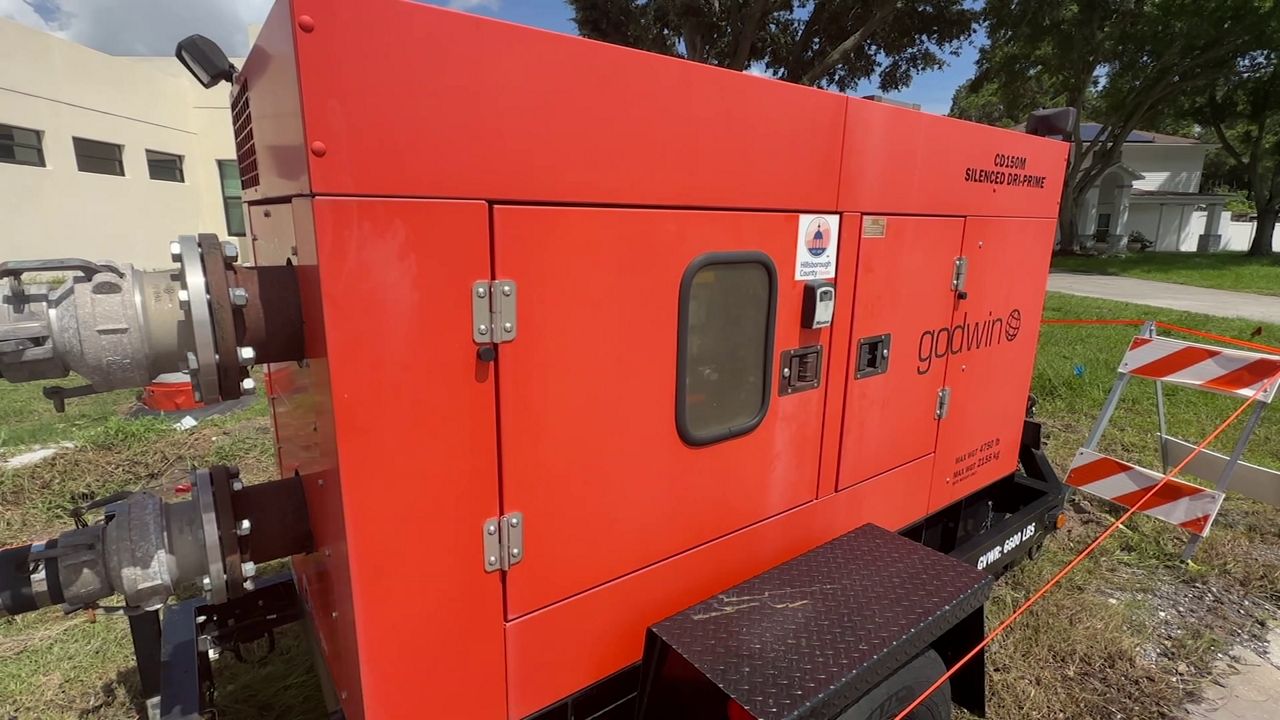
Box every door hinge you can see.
[936,387,952,420]
[482,512,524,573]
[473,280,517,344]
[951,257,968,295]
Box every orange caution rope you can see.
[891,357,1280,720]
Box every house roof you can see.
[1013,121,1203,144]
[1077,124,1202,144]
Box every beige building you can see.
[0,19,244,270]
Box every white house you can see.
[0,19,246,269]
[1073,124,1272,253]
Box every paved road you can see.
[1188,631,1280,720]
[1048,272,1280,325]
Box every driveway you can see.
[1048,272,1280,326]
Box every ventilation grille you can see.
[231,83,259,190]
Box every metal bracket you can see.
[936,387,952,420]
[472,280,517,344]
[482,512,524,573]
[951,256,969,297]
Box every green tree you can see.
[1206,52,1280,256]
[955,0,1274,252]
[568,0,976,92]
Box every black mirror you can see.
[175,34,237,89]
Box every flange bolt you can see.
[229,287,249,307]
[237,346,256,367]
[240,377,256,394]
[170,241,183,263]
[237,519,252,536]
[221,241,240,262]
[241,561,257,578]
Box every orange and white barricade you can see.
[1067,323,1280,558]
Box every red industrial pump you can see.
[0,2,1073,719]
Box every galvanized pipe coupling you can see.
[0,234,304,407]
[0,468,312,619]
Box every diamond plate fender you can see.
[637,524,993,720]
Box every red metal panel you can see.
[816,214,860,498]
[930,217,1056,512]
[257,199,365,716]
[288,0,846,210]
[505,454,933,718]
[236,0,310,203]
[494,207,829,618]
[296,198,505,719]
[839,98,1068,219]
[838,217,963,490]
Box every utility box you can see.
[230,1,1069,717]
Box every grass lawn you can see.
[1053,252,1280,297]
[1,293,1279,719]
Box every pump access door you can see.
[493,207,833,618]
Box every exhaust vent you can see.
[231,82,259,190]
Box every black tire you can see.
[837,649,952,720]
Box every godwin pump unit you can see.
[0,2,1072,719]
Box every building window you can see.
[146,150,185,182]
[676,252,777,446]
[0,124,45,167]
[217,160,246,236]
[1097,213,1112,232]
[72,137,125,176]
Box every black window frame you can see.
[217,159,246,237]
[0,123,46,168]
[675,251,778,447]
[145,149,185,182]
[72,136,125,176]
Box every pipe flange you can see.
[176,235,222,404]
[194,468,229,604]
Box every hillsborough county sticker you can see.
[795,214,839,280]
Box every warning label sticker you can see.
[794,214,840,281]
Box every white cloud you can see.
[1,0,272,56]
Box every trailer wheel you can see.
[838,649,952,720]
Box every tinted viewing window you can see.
[146,150,184,182]
[73,137,124,176]
[677,253,776,445]
[0,124,44,167]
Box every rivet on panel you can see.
[297,15,316,32]
[310,141,327,157]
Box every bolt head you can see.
[237,519,252,536]
[201,576,212,592]
[229,287,249,307]
[476,286,487,298]
[502,285,513,296]
[882,348,890,358]
[169,241,183,262]
[502,322,513,333]
[782,367,791,378]
[241,561,257,578]
[487,555,498,566]
[510,547,521,558]
[509,517,520,528]
[232,479,244,492]
[185,351,199,371]
[237,346,256,366]
[243,578,256,592]
[477,324,489,336]
[221,240,240,261]
[241,377,256,393]
[177,288,190,305]
[486,524,497,536]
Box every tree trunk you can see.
[1250,208,1277,256]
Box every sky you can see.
[0,0,977,114]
